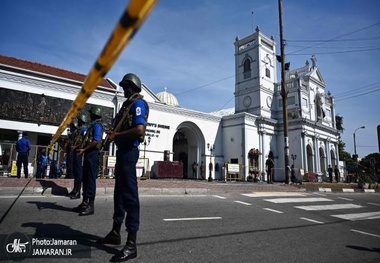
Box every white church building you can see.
[0,27,339,182]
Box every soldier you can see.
[97,73,149,262]
[72,106,103,216]
[65,119,78,179]
[67,113,88,199]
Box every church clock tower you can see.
[234,26,277,118]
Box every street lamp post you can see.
[142,136,151,178]
[353,126,365,158]
[353,126,364,182]
[207,143,215,182]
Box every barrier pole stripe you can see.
[49,0,158,150]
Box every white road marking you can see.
[313,193,327,196]
[242,192,308,197]
[163,217,222,222]
[263,208,283,214]
[368,202,380,207]
[351,229,380,238]
[331,211,380,221]
[0,195,47,198]
[264,197,332,203]
[337,197,353,201]
[295,204,364,211]
[212,195,226,199]
[300,217,324,224]
[234,201,252,206]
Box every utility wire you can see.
[334,82,380,97]
[288,22,380,55]
[335,87,380,102]
[289,47,380,55]
[287,36,380,42]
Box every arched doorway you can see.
[173,122,205,179]
[330,149,336,169]
[306,144,313,172]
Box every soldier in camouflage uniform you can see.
[67,113,88,199]
[72,106,103,216]
[65,119,78,180]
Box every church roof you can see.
[0,54,115,91]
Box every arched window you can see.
[243,59,251,79]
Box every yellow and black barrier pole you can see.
[49,0,158,151]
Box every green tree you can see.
[335,115,354,173]
[358,153,380,185]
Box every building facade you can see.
[0,28,339,181]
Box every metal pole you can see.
[353,126,365,157]
[278,0,290,183]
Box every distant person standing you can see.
[334,166,340,183]
[328,165,333,183]
[16,132,31,179]
[265,158,274,184]
[200,161,205,180]
[191,161,198,178]
[36,148,48,179]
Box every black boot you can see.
[70,182,81,199]
[97,221,121,245]
[72,197,88,213]
[110,233,137,262]
[66,187,76,197]
[79,198,94,216]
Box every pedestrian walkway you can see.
[0,176,378,196]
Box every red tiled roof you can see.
[0,54,115,90]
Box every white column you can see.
[314,136,319,173]
[326,139,331,165]
[301,131,307,172]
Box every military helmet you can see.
[89,105,102,117]
[119,73,141,92]
[70,118,79,129]
[77,113,87,123]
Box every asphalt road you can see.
[0,192,379,263]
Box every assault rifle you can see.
[100,94,143,151]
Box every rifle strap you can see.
[113,94,144,133]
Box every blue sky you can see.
[1,0,379,158]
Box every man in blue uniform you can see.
[72,107,103,216]
[16,132,31,179]
[65,120,78,179]
[67,113,88,199]
[97,73,149,262]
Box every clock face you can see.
[266,96,272,107]
[264,55,270,68]
[243,96,251,108]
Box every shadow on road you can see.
[346,245,380,253]
[27,201,74,212]
[35,179,68,196]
